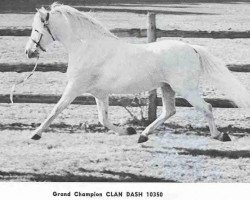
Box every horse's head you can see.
[25,7,55,58]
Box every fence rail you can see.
[0,94,236,108]
[1,63,249,73]
[2,28,250,39]
[76,6,211,15]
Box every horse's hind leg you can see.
[181,90,231,141]
[138,83,176,143]
[31,81,80,140]
[95,97,137,135]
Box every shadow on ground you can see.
[0,168,176,182]
[175,147,250,159]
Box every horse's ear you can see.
[37,7,48,21]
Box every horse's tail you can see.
[191,44,250,108]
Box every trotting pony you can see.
[25,3,250,143]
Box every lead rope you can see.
[10,57,39,104]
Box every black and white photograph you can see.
[0,0,250,198]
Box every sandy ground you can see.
[0,104,249,182]
[1,129,250,182]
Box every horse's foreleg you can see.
[182,90,231,141]
[95,97,136,135]
[31,82,80,140]
[138,83,176,143]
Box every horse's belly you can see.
[109,79,163,94]
[99,64,165,94]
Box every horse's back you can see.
[144,40,195,54]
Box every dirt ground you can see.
[0,2,250,182]
[0,104,250,182]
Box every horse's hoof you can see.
[126,127,137,135]
[138,135,148,143]
[213,133,231,142]
[31,134,41,140]
[219,133,231,142]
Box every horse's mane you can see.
[49,2,117,39]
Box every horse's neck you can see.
[51,20,76,51]
[52,16,117,52]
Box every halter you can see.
[31,12,55,52]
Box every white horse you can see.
[25,3,250,143]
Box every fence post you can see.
[147,12,157,123]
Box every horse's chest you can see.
[67,50,109,82]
